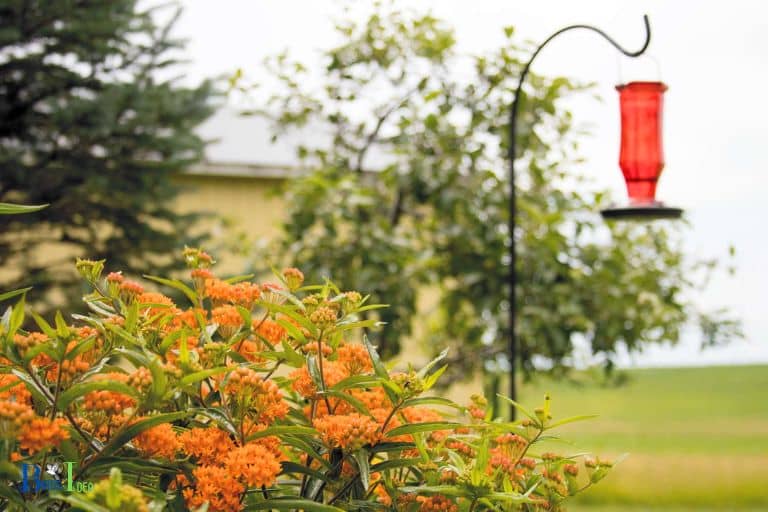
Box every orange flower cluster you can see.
[0,374,31,404]
[134,422,179,460]
[254,318,286,345]
[488,433,530,479]
[309,306,337,329]
[205,278,261,308]
[182,465,244,512]
[337,343,373,375]
[19,417,69,454]
[179,427,235,466]
[13,331,48,357]
[1,398,69,454]
[120,280,145,302]
[0,400,36,435]
[290,363,347,401]
[223,442,282,488]
[83,373,136,415]
[137,291,177,320]
[313,413,381,451]
[178,426,284,511]
[224,367,288,424]
[128,367,153,393]
[212,305,244,338]
[417,494,458,512]
[282,267,304,290]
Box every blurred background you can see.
[1,0,766,510]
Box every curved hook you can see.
[505,14,652,417]
[509,14,652,160]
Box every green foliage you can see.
[0,0,216,314]
[255,4,740,382]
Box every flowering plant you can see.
[0,249,615,511]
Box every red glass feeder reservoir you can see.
[602,81,682,220]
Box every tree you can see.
[0,0,215,313]
[256,6,740,386]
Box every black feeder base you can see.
[601,202,683,221]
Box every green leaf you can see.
[246,425,316,441]
[31,311,58,339]
[353,448,370,490]
[158,328,186,355]
[385,421,461,438]
[224,273,255,284]
[317,389,373,417]
[545,414,598,430]
[370,457,421,472]
[253,499,345,511]
[417,348,448,379]
[8,295,25,337]
[0,202,48,214]
[259,301,317,337]
[179,366,231,387]
[497,395,539,425]
[147,355,168,405]
[280,461,331,483]
[143,275,197,305]
[399,485,472,498]
[401,396,462,410]
[279,338,305,367]
[54,310,70,338]
[63,335,97,361]
[330,374,383,392]
[331,318,383,334]
[363,334,390,381]
[0,287,31,302]
[11,369,52,404]
[276,316,306,344]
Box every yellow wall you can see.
[173,174,286,275]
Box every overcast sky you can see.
[171,0,768,367]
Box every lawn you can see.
[515,365,768,510]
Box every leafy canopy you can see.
[0,0,215,314]
[255,5,740,383]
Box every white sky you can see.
[172,0,768,367]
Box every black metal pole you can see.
[507,16,652,419]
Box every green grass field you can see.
[514,365,768,510]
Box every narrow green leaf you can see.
[224,273,255,284]
[401,396,462,410]
[0,288,31,302]
[258,301,317,337]
[330,374,383,392]
[353,448,370,490]
[545,414,598,430]
[0,202,48,214]
[385,422,461,438]
[143,275,197,305]
[246,425,316,441]
[497,395,539,425]
[179,366,231,387]
[417,348,448,379]
[280,461,330,483]
[254,499,344,511]
[31,311,57,339]
[8,295,25,337]
[370,457,422,472]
